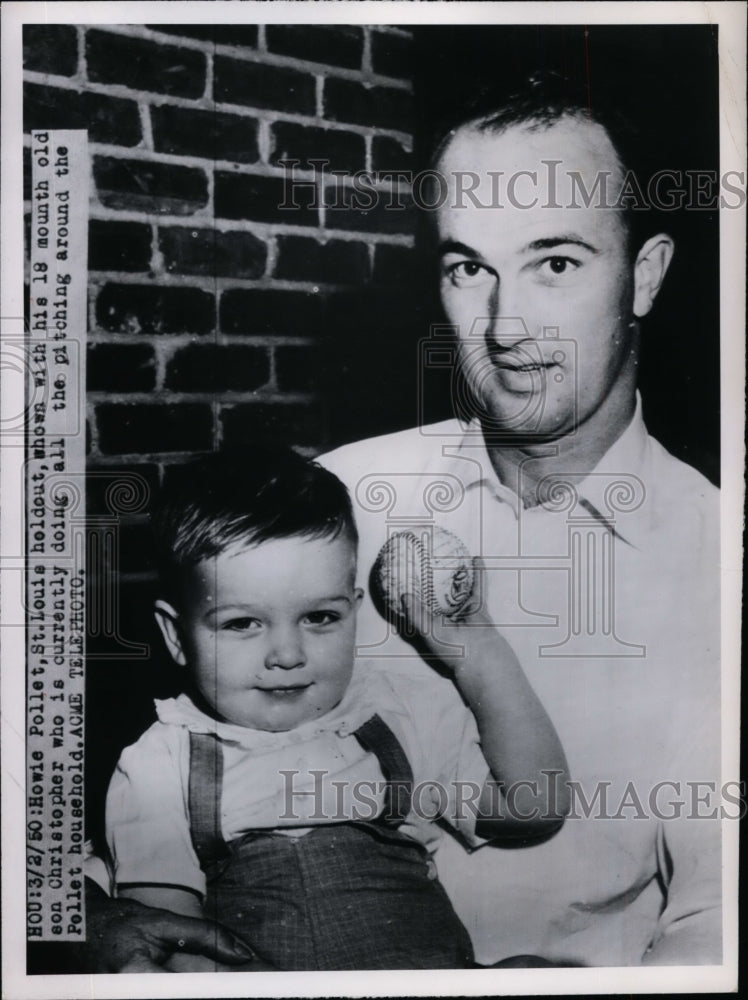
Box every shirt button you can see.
[426,859,438,880]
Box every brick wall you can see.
[23,23,424,803]
[24,22,417,471]
[23,23,419,552]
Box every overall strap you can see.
[352,714,414,827]
[188,731,230,867]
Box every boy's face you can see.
[156,535,363,732]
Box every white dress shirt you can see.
[321,398,721,966]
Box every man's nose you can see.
[265,628,306,670]
[485,312,534,352]
[466,277,533,351]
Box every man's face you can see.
[163,535,362,732]
[435,117,640,444]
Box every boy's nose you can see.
[265,630,306,670]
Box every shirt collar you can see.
[154,662,404,750]
[449,394,651,546]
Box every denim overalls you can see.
[188,713,475,970]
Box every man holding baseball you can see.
[84,75,721,968]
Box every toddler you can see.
[106,448,569,971]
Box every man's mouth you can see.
[486,343,552,373]
[495,360,551,372]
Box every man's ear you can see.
[633,233,675,318]
[154,599,187,666]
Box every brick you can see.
[88,343,157,391]
[324,78,413,133]
[86,463,160,516]
[324,184,415,235]
[372,135,412,173]
[94,156,208,215]
[96,283,215,335]
[215,55,315,115]
[270,122,365,174]
[117,521,157,574]
[220,288,324,336]
[89,220,152,272]
[373,243,416,285]
[275,236,369,284]
[214,171,318,226]
[86,29,206,99]
[24,83,141,146]
[165,344,270,392]
[370,30,413,80]
[23,25,78,76]
[97,402,213,454]
[147,25,259,47]
[151,105,259,163]
[266,25,363,69]
[275,345,325,393]
[160,461,199,494]
[159,226,266,279]
[221,402,325,450]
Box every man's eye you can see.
[537,256,580,279]
[222,618,260,633]
[304,611,340,627]
[444,261,492,287]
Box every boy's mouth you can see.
[259,683,313,698]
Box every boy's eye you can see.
[221,617,261,633]
[304,611,340,627]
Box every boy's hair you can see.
[152,447,358,604]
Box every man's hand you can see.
[83,878,262,973]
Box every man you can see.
[321,81,721,966]
[84,77,721,969]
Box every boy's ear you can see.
[353,587,364,607]
[154,599,187,666]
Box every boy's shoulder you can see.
[117,700,190,767]
[355,658,469,726]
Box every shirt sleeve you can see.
[105,723,206,899]
[646,668,723,964]
[393,670,492,849]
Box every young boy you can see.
[105,448,569,971]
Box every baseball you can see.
[372,525,474,618]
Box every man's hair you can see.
[152,447,358,603]
[431,70,663,252]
